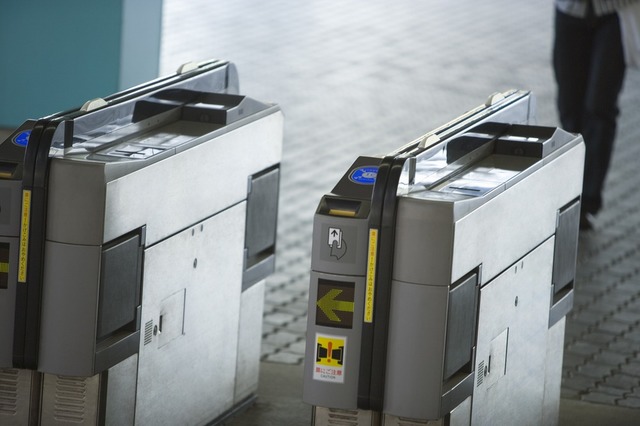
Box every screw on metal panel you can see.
[515,296,519,307]
[153,325,158,336]
[193,258,198,268]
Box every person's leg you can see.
[553,9,593,134]
[581,12,626,215]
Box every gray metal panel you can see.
[553,200,580,294]
[311,215,370,278]
[303,272,366,409]
[542,317,566,426]
[242,253,275,291]
[38,242,101,376]
[105,355,138,426]
[549,288,574,328]
[0,368,37,426]
[471,238,555,426]
[390,199,454,287]
[135,203,245,425]
[97,233,141,339]
[383,281,449,419]
[45,110,283,247]
[449,395,471,426]
[234,279,266,403]
[103,111,283,246]
[450,138,584,285]
[443,274,478,380]
[0,180,23,236]
[304,205,370,410]
[45,161,107,246]
[245,168,279,258]
[0,236,19,367]
[104,112,282,245]
[392,135,584,292]
[243,167,280,288]
[39,373,101,426]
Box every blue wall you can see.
[0,0,162,128]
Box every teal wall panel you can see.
[0,0,162,128]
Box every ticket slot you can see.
[320,197,368,219]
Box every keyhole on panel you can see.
[154,315,164,336]
[484,355,492,377]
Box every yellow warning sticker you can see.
[313,334,346,383]
[18,189,31,283]
[364,228,378,323]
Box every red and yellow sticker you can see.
[313,334,346,383]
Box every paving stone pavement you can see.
[160,0,640,410]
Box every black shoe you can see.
[580,212,594,231]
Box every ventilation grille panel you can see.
[327,408,359,425]
[144,319,154,345]
[0,369,18,416]
[314,406,379,425]
[396,418,431,426]
[477,360,485,386]
[53,376,87,423]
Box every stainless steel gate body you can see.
[303,91,582,426]
[0,60,283,425]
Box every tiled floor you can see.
[159,0,640,410]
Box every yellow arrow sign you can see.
[317,289,355,322]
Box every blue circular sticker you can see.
[349,166,378,185]
[13,130,31,147]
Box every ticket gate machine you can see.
[303,91,582,425]
[0,60,283,425]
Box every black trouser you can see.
[553,6,626,215]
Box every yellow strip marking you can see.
[364,228,378,323]
[18,189,31,283]
[0,262,8,274]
